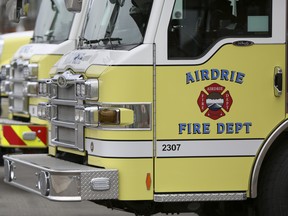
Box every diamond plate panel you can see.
[154,192,247,202]
[81,170,118,200]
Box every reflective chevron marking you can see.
[2,125,47,147]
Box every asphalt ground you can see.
[0,166,200,216]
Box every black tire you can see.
[257,142,288,216]
[0,147,7,166]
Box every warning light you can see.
[146,173,151,190]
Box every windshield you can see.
[80,0,153,50]
[32,0,75,44]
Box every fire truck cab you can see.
[4,0,288,215]
[0,0,89,158]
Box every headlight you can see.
[75,107,85,123]
[1,65,10,80]
[24,82,38,96]
[75,79,98,100]
[84,106,99,127]
[23,63,38,79]
[99,109,120,125]
[0,81,5,93]
[82,106,134,127]
[38,80,52,97]
[4,80,12,94]
[37,102,55,120]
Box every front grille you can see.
[13,82,24,95]
[57,85,75,100]
[57,127,75,144]
[57,105,75,122]
[50,72,84,150]
[13,64,24,79]
[9,61,29,114]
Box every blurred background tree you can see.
[0,0,40,33]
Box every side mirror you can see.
[6,0,29,23]
[64,0,83,13]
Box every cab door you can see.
[154,0,286,194]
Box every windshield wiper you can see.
[45,30,55,42]
[98,37,122,44]
[97,37,123,49]
[95,37,123,49]
[79,37,122,49]
[31,35,44,42]
[78,37,100,48]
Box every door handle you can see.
[274,66,282,97]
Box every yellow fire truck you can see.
[0,31,33,117]
[0,0,89,161]
[3,0,287,215]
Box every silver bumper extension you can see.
[3,154,118,201]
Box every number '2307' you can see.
[162,144,181,151]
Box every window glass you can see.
[168,0,272,59]
[33,0,74,44]
[80,0,153,50]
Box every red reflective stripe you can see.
[28,126,48,145]
[3,125,26,146]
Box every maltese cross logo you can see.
[197,83,233,120]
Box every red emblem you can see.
[197,83,233,120]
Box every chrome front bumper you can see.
[3,154,118,201]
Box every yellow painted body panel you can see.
[49,66,58,77]
[0,36,31,65]
[89,156,153,200]
[98,66,153,102]
[48,145,57,156]
[118,108,134,125]
[30,55,62,80]
[155,157,254,193]
[155,44,285,193]
[30,96,48,104]
[156,45,285,140]
[86,65,108,78]
[30,116,48,125]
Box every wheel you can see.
[257,142,288,216]
[0,147,8,166]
